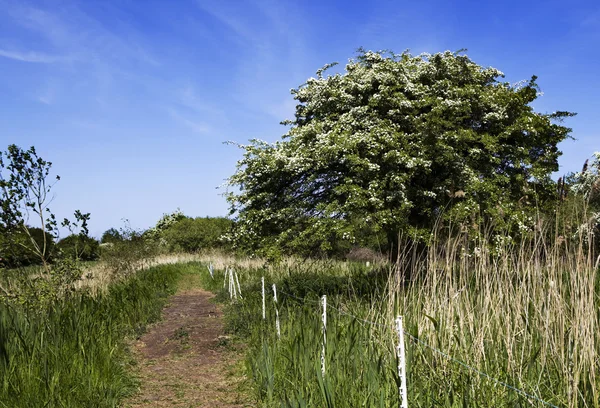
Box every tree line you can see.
[0,145,230,270]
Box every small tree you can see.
[57,235,100,262]
[161,216,233,252]
[0,227,55,267]
[59,210,96,261]
[0,144,91,300]
[570,152,600,205]
[101,228,123,244]
[226,50,574,258]
[0,145,59,271]
[565,152,600,253]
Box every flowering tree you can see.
[570,152,600,204]
[567,153,600,246]
[226,50,574,257]
[144,209,186,242]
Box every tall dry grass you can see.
[218,213,598,406]
[75,250,266,294]
[388,218,599,407]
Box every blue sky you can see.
[1,0,598,238]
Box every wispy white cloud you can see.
[0,48,64,63]
[193,0,310,121]
[194,1,254,42]
[35,80,58,105]
[2,0,161,104]
[163,85,227,133]
[5,2,157,65]
[168,108,210,134]
[178,86,225,117]
[0,0,171,113]
[37,93,53,104]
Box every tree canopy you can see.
[226,50,574,257]
[160,217,232,252]
[101,228,124,244]
[1,144,92,269]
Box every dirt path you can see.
[125,289,250,407]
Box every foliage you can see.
[144,209,186,241]
[0,227,55,267]
[0,145,60,270]
[160,216,233,252]
[209,223,599,407]
[56,209,96,262]
[226,50,574,258]
[0,144,93,300]
[57,234,101,262]
[570,152,600,205]
[559,152,600,253]
[0,264,181,407]
[100,227,123,244]
[100,224,158,278]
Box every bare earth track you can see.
[125,289,249,407]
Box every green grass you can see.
[2,245,595,407]
[0,264,183,407]
[203,241,599,408]
[207,261,402,407]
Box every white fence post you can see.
[262,277,266,320]
[395,316,409,408]
[234,269,242,299]
[207,262,214,279]
[321,295,327,377]
[232,268,238,299]
[272,283,280,339]
[228,268,236,299]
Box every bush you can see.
[345,247,387,263]
[161,217,232,252]
[0,227,55,267]
[100,231,159,278]
[56,234,100,262]
[0,264,181,407]
[100,228,123,244]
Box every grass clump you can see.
[207,229,599,407]
[0,264,182,407]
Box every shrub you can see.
[0,227,55,267]
[100,228,123,244]
[0,264,181,407]
[56,234,100,262]
[161,217,232,252]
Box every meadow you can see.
[203,228,599,407]
[0,264,181,407]
[3,47,599,406]
[0,218,598,408]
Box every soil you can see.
[124,289,251,407]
